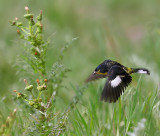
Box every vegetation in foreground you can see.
[0,1,160,136]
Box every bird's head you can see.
[94,60,116,75]
[94,64,108,75]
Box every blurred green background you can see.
[0,0,160,134]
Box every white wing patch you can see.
[111,76,122,88]
[137,70,147,74]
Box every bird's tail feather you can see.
[131,68,150,75]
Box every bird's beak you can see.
[93,71,97,75]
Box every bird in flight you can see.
[86,60,150,103]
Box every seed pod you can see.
[31,41,36,46]
[23,94,27,99]
[25,85,33,91]
[16,29,21,35]
[24,14,33,19]
[44,79,48,82]
[34,104,39,109]
[17,93,22,99]
[37,84,46,91]
[39,98,42,102]
[35,52,38,55]
[25,6,29,12]
[29,16,35,26]
[16,22,23,27]
[5,117,10,128]
[36,79,40,85]
[37,85,44,91]
[33,99,38,103]
[10,20,16,26]
[37,10,42,21]
[29,101,34,106]
[37,27,42,33]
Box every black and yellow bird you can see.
[86,60,150,103]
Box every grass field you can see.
[0,0,160,135]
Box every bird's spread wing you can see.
[101,65,132,102]
[85,71,107,82]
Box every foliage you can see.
[68,77,160,136]
[0,109,16,135]
[9,7,82,135]
[1,1,160,136]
